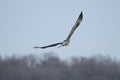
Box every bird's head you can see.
[57,40,70,48]
[62,39,70,46]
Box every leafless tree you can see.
[0,54,120,80]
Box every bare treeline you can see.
[0,53,120,80]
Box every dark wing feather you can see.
[34,42,63,49]
[66,11,83,41]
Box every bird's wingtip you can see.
[79,11,83,20]
[34,47,41,49]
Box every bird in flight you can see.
[34,11,83,49]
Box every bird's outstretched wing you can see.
[60,11,83,47]
[65,11,83,41]
[34,41,64,49]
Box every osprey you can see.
[34,11,83,49]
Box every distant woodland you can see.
[0,53,120,80]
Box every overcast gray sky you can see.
[0,0,120,59]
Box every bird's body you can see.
[34,11,83,49]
